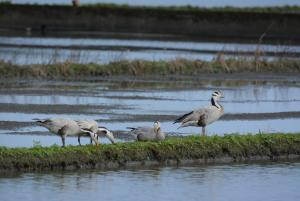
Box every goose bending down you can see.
[33,118,99,147]
[127,121,165,141]
[76,119,115,144]
[173,91,224,136]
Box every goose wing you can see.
[128,126,150,134]
[128,126,156,139]
[174,106,218,126]
[174,107,206,124]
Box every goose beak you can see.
[106,131,115,144]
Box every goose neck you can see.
[211,97,221,109]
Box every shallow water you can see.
[0,36,298,64]
[3,37,299,52]
[0,77,299,147]
[0,134,122,147]
[0,162,299,201]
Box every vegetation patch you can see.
[1,58,300,79]
[0,133,299,172]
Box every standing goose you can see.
[127,121,165,141]
[173,91,224,136]
[33,118,99,147]
[76,119,115,144]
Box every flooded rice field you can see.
[0,75,299,147]
[0,36,299,64]
[1,162,300,201]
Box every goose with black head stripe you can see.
[173,91,224,136]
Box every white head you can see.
[211,91,224,101]
[80,128,99,145]
[211,91,224,109]
[97,127,115,144]
[153,121,161,133]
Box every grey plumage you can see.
[33,118,99,147]
[128,121,165,141]
[174,91,224,135]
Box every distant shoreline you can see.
[0,4,300,43]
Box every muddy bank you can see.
[0,134,299,172]
[1,4,300,42]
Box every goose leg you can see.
[202,127,206,136]
[78,136,81,146]
[90,137,93,145]
[61,135,66,147]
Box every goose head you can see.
[97,127,115,144]
[80,128,99,146]
[153,121,161,133]
[212,90,224,101]
[154,121,165,140]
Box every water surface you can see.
[0,77,299,147]
[0,162,299,201]
[1,36,298,64]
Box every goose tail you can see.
[126,127,136,131]
[32,118,45,123]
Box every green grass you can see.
[1,58,300,79]
[0,133,300,172]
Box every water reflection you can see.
[0,134,121,147]
[0,162,299,201]
[2,37,300,53]
[1,36,299,65]
[0,47,216,65]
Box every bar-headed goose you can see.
[127,121,165,141]
[173,91,224,136]
[33,118,98,147]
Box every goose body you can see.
[34,118,98,147]
[128,121,165,141]
[174,91,224,135]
